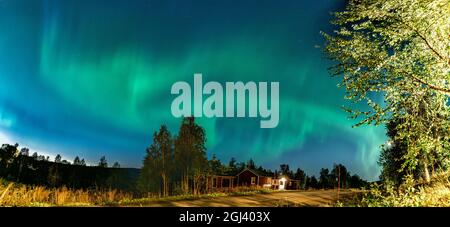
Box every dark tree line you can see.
[0,143,138,191]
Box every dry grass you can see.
[0,179,133,206]
[0,179,278,207]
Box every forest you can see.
[0,143,139,191]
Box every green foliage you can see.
[358,174,450,207]
[324,0,450,182]
[139,117,209,196]
[175,117,208,195]
[138,125,174,196]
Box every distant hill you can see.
[0,144,140,191]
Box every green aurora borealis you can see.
[0,0,386,180]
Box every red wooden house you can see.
[236,168,273,188]
[207,167,301,191]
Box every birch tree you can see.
[324,0,450,182]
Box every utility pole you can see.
[337,165,340,201]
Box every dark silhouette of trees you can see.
[331,164,348,189]
[227,157,239,175]
[315,164,366,189]
[349,175,365,188]
[0,143,18,175]
[0,144,138,191]
[246,159,256,169]
[309,176,318,188]
[279,164,295,178]
[54,154,62,163]
[209,154,224,175]
[73,156,81,165]
[319,168,331,189]
[257,166,273,176]
[36,155,45,161]
[98,156,108,168]
[280,164,289,175]
[20,148,29,156]
[48,164,60,187]
[112,162,121,168]
[294,168,307,189]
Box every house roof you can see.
[210,174,235,178]
[237,167,273,178]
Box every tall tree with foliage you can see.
[139,125,174,196]
[174,117,208,195]
[294,168,307,189]
[331,164,348,189]
[319,168,331,189]
[139,147,161,193]
[324,0,450,183]
[226,157,239,175]
[280,164,294,178]
[154,125,174,196]
[379,119,410,185]
[246,159,256,169]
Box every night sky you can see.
[0,0,386,180]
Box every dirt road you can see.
[137,190,357,207]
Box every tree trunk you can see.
[424,162,431,183]
[161,173,167,197]
[181,171,189,194]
